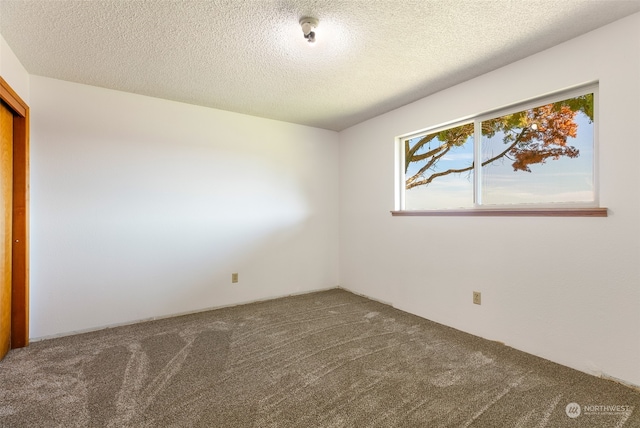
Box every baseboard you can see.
[336,285,640,392]
[600,373,640,392]
[30,285,340,343]
[336,285,394,307]
[31,285,640,393]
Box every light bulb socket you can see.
[299,17,319,43]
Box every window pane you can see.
[404,123,474,209]
[481,94,594,205]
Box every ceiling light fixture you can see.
[299,17,318,44]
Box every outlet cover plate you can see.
[473,291,481,305]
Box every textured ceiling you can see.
[1,1,639,131]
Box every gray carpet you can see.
[0,289,638,427]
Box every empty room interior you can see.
[1,1,640,426]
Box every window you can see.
[395,84,605,216]
[403,122,475,210]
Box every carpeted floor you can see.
[0,289,638,427]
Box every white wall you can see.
[339,13,640,387]
[5,9,639,388]
[0,33,29,102]
[29,76,339,338]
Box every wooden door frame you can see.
[0,76,29,348]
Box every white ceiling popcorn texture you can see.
[1,0,639,130]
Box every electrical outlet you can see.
[473,291,481,305]
[232,273,238,283]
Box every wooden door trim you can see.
[0,76,29,348]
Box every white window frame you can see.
[393,83,606,217]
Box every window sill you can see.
[391,207,608,217]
